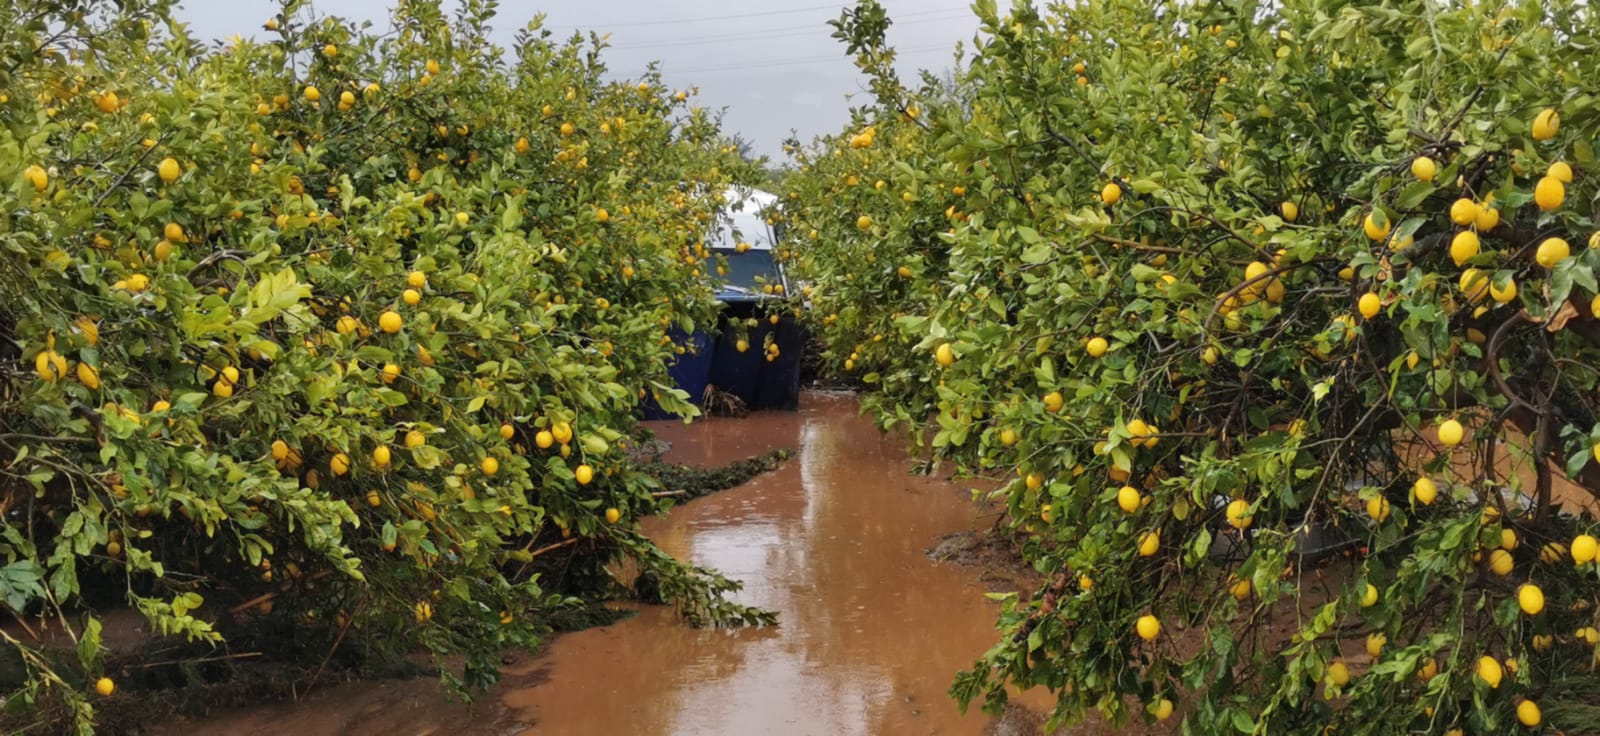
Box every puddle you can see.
[158,392,1055,735]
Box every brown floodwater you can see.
[158,391,1061,736]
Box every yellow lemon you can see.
[157,157,181,183]
[1476,655,1503,688]
[605,507,621,523]
[1490,277,1517,304]
[1450,230,1480,266]
[1449,198,1480,226]
[1226,498,1253,529]
[1488,549,1514,576]
[1412,477,1437,505]
[1366,632,1386,658]
[1117,485,1142,513]
[1135,614,1160,640]
[1361,583,1378,607]
[575,464,594,485]
[378,310,403,334]
[1549,160,1573,183]
[1534,176,1564,211]
[1518,584,1544,615]
[1363,210,1390,241]
[1086,336,1109,357]
[1517,699,1541,727]
[1531,108,1560,141]
[1280,201,1298,221]
[329,452,350,476]
[373,445,391,467]
[1043,391,1065,413]
[1410,156,1436,181]
[303,85,320,102]
[1138,530,1160,557]
[1474,206,1499,231]
[935,343,955,367]
[96,677,115,696]
[1102,182,1122,204]
[481,456,499,476]
[1358,292,1381,319]
[1571,534,1598,564]
[1327,661,1350,687]
[1366,496,1390,522]
[1535,237,1570,269]
[1436,419,1464,446]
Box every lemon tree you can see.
[787,0,1600,732]
[1,0,769,730]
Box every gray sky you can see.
[176,1,981,160]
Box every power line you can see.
[667,42,956,75]
[547,3,853,30]
[609,9,971,52]
[549,2,969,31]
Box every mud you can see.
[156,392,1060,735]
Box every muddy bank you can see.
[157,392,1060,735]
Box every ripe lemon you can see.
[1042,391,1064,413]
[1490,277,1517,304]
[329,452,350,476]
[1535,237,1570,269]
[1501,528,1518,550]
[1225,498,1253,529]
[373,445,392,467]
[1459,268,1489,303]
[1152,698,1173,721]
[95,677,115,696]
[481,456,499,476]
[303,85,320,102]
[1102,181,1122,204]
[1024,472,1043,491]
[1540,541,1567,564]
[935,343,955,367]
[1201,346,1219,365]
[1327,661,1350,687]
[1135,614,1160,641]
[1517,699,1541,727]
[378,310,403,333]
[1571,534,1598,564]
[1518,584,1544,615]
[1448,198,1479,226]
[1474,205,1499,231]
[402,288,421,306]
[407,271,427,289]
[1408,476,1437,505]
[1531,108,1559,141]
[595,208,609,223]
[1410,156,1437,182]
[1363,210,1390,241]
[1086,336,1109,357]
[534,430,554,449]
[1357,292,1381,319]
[1117,485,1142,513]
[1436,419,1464,446]
[605,507,621,523]
[1476,655,1503,688]
[367,490,381,507]
[1366,632,1386,658]
[76,362,100,390]
[999,428,1017,446]
[574,464,594,485]
[414,601,432,622]
[1534,176,1564,211]
[405,430,427,448]
[1229,578,1251,599]
[1549,160,1573,182]
[1138,530,1160,557]
[1366,496,1390,522]
[1280,201,1298,221]
[1360,583,1378,608]
[1449,230,1480,266]
[425,58,441,74]
[856,215,872,230]
[23,164,48,191]
[271,439,290,461]
[157,157,181,183]
[498,423,514,440]
[1488,549,1514,576]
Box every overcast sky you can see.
[175,1,983,160]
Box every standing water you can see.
[160,392,1053,735]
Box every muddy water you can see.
[160,392,1051,735]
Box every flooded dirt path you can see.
[160,392,1051,735]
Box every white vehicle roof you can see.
[710,186,779,251]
